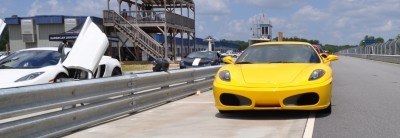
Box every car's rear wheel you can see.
[54,74,68,83]
[111,68,122,76]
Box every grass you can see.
[121,61,179,72]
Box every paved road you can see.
[314,56,400,137]
[66,92,309,138]
[66,56,400,138]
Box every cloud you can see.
[293,5,328,21]
[196,0,230,15]
[235,0,305,9]
[375,20,393,32]
[28,0,43,16]
[73,0,104,17]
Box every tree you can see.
[376,37,384,43]
[397,34,400,40]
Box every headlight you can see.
[219,70,230,82]
[309,69,325,81]
[15,72,45,82]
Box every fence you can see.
[337,39,400,64]
[338,39,400,55]
[0,66,220,137]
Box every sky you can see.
[0,0,399,45]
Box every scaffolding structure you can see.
[103,0,196,61]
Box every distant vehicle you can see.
[214,42,339,114]
[0,17,122,89]
[0,52,7,60]
[222,50,241,58]
[180,51,222,69]
[312,44,329,57]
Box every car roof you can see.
[251,41,313,46]
[17,47,72,52]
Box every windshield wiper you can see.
[236,61,253,64]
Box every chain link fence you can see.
[338,39,400,55]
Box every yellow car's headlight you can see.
[309,69,325,81]
[219,70,231,82]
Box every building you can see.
[4,15,103,52]
[4,13,240,61]
[249,13,273,45]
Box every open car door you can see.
[0,19,5,37]
[62,17,109,76]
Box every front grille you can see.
[220,93,252,106]
[283,92,319,106]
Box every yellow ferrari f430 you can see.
[213,42,339,113]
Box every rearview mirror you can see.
[222,56,234,64]
[325,55,339,62]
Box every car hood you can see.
[0,69,40,84]
[239,64,316,84]
[0,19,5,37]
[62,17,109,73]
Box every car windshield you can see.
[0,50,61,69]
[187,51,216,59]
[236,45,321,64]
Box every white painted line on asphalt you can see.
[303,112,316,138]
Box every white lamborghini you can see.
[0,17,122,89]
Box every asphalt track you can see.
[314,56,400,137]
[66,56,400,137]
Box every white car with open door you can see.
[0,17,122,89]
[0,19,6,60]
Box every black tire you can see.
[318,103,332,114]
[218,110,233,114]
[54,74,68,83]
[111,68,122,76]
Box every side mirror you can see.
[319,53,328,58]
[222,56,234,64]
[325,55,339,62]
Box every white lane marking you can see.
[192,58,201,66]
[303,112,316,138]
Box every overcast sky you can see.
[0,0,399,45]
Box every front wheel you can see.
[318,103,331,114]
[111,68,122,76]
[218,110,233,114]
[54,74,68,83]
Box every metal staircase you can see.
[104,10,164,59]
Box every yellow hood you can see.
[214,63,332,88]
[239,64,314,84]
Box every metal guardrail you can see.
[339,54,400,64]
[0,66,220,137]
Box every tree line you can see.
[359,34,400,46]
[221,37,356,54]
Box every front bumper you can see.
[213,80,332,111]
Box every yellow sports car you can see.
[213,41,338,113]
